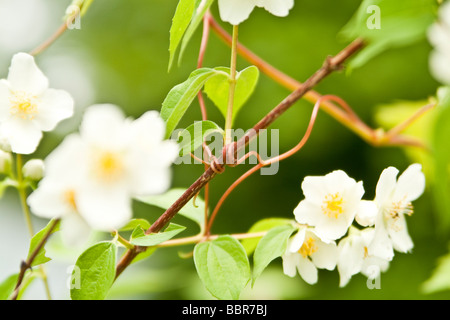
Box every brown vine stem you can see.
[114,38,366,279]
[9,219,60,300]
[206,93,327,233]
[197,10,212,235]
[207,15,428,148]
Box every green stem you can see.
[15,154,52,300]
[16,154,33,236]
[157,231,268,248]
[224,25,239,145]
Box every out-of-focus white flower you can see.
[218,0,294,25]
[282,226,338,285]
[368,164,425,261]
[428,2,450,85]
[293,170,365,242]
[27,135,90,246]
[28,104,179,238]
[337,227,389,287]
[22,159,45,180]
[0,53,74,154]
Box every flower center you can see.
[10,91,38,120]
[298,237,318,258]
[385,201,414,231]
[322,193,344,218]
[94,151,124,183]
[64,189,77,211]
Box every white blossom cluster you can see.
[283,165,425,287]
[0,53,178,245]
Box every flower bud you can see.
[23,159,45,181]
[0,150,12,174]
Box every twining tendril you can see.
[205,94,350,235]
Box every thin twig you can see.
[114,38,366,279]
[10,219,60,300]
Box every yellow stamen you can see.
[364,246,369,259]
[94,151,124,182]
[322,193,344,218]
[298,237,318,258]
[10,91,38,120]
[64,189,77,211]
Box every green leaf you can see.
[119,219,151,232]
[179,0,215,64]
[178,120,224,156]
[193,235,251,300]
[169,0,196,71]
[241,218,294,255]
[161,68,219,139]
[432,87,450,230]
[130,223,186,247]
[252,225,296,284]
[70,242,117,300]
[28,219,60,267]
[0,274,18,300]
[340,0,436,69]
[204,66,260,124]
[136,188,206,230]
[422,251,450,294]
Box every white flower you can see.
[28,104,179,235]
[282,226,338,285]
[368,164,425,261]
[337,227,389,287]
[218,0,294,25]
[293,170,365,242]
[0,53,74,154]
[428,2,450,85]
[27,135,91,246]
[22,159,45,180]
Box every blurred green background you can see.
[0,0,449,300]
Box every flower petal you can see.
[7,53,49,95]
[368,214,395,261]
[44,134,84,181]
[387,215,414,253]
[129,111,166,151]
[80,104,126,148]
[297,256,318,285]
[2,118,42,154]
[131,166,172,196]
[77,185,132,231]
[430,50,450,85]
[0,80,12,121]
[356,200,379,227]
[34,88,74,131]
[301,176,326,203]
[392,164,425,203]
[310,235,338,271]
[60,213,92,247]
[288,227,306,253]
[282,251,299,278]
[375,167,399,207]
[28,180,71,219]
[337,236,364,287]
[293,199,324,227]
[255,0,294,17]
[218,0,256,25]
